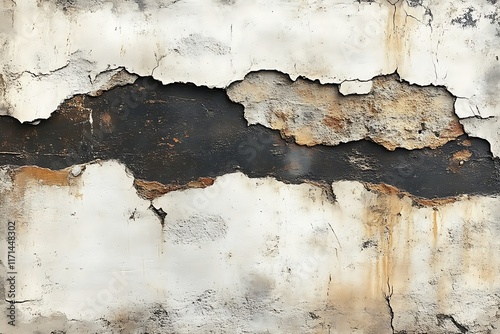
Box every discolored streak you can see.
[0,77,498,199]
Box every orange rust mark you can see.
[366,183,400,196]
[100,112,113,132]
[439,120,466,140]
[134,179,183,200]
[14,166,70,187]
[173,137,181,143]
[362,185,403,297]
[448,149,472,173]
[322,115,344,130]
[58,95,91,122]
[416,197,457,207]
[134,177,215,201]
[365,182,458,207]
[187,177,214,188]
[461,139,472,147]
[432,209,438,242]
[452,149,472,161]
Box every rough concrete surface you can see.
[227,71,463,150]
[0,78,497,198]
[0,161,500,333]
[0,0,499,156]
[0,0,500,333]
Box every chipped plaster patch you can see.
[1,53,137,122]
[460,116,500,157]
[227,71,463,150]
[339,79,373,95]
[0,1,498,128]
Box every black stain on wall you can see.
[451,7,478,28]
[0,77,498,198]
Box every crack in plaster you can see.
[0,0,498,129]
[436,314,469,333]
[4,299,40,304]
[0,76,496,198]
[3,160,500,332]
[149,203,167,227]
[0,1,498,157]
[383,279,395,334]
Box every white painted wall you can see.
[1,1,500,333]
[1,161,499,332]
[0,0,499,155]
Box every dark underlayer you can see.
[0,77,498,198]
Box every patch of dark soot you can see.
[0,77,498,198]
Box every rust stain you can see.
[414,197,458,207]
[322,115,344,130]
[448,149,472,173]
[364,183,458,207]
[461,139,472,147]
[432,209,438,242]
[60,95,91,123]
[451,149,472,161]
[440,120,466,139]
[187,177,214,188]
[366,183,400,196]
[362,184,405,298]
[100,112,114,132]
[13,166,70,187]
[134,177,215,200]
[134,179,183,200]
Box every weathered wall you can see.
[1,0,500,333]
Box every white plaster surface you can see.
[1,161,500,333]
[339,80,373,96]
[0,0,499,156]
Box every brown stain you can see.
[292,126,317,146]
[385,0,400,66]
[362,186,405,299]
[14,166,70,187]
[364,182,458,207]
[451,149,472,161]
[8,166,72,236]
[432,209,438,243]
[461,139,472,147]
[134,177,215,200]
[100,112,114,132]
[60,95,91,123]
[361,182,462,303]
[448,149,472,173]
[322,115,344,130]
[228,71,463,150]
[440,119,466,140]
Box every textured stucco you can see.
[0,0,499,155]
[227,71,463,150]
[1,0,500,333]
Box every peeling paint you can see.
[134,177,214,201]
[13,166,70,187]
[0,78,497,198]
[0,1,498,131]
[1,0,500,332]
[1,162,500,333]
